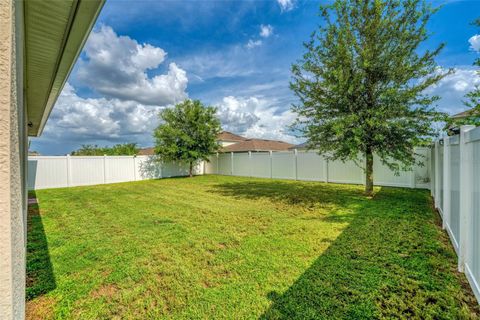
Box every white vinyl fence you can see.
[27,155,204,190]
[206,148,431,189]
[431,125,480,304]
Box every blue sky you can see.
[31,0,480,155]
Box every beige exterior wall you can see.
[219,141,237,147]
[0,0,27,319]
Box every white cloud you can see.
[43,83,163,143]
[260,24,273,38]
[77,25,188,106]
[277,0,295,12]
[425,67,480,115]
[216,96,299,143]
[469,34,480,52]
[246,39,262,49]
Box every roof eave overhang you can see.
[25,0,105,137]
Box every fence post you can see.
[294,149,298,180]
[249,151,252,177]
[133,156,137,181]
[443,138,451,231]
[269,150,273,179]
[323,157,328,183]
[459,125,475,272]
[409,154,416,189]
[216,152,219,174]
[434,140,441,210]
[362,155,367,186]
[103,154,107,184]
[430,146,435,196]
[66,154,71,187]
[231,152,234,175]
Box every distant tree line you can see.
[71,143,139,156]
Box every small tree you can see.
[154,100,221,177]
[291,0,448,196]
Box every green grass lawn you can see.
[27,175,479,319]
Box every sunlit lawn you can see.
[26,175,479,319]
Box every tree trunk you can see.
[189,161,193,178]
[365,147,374,196]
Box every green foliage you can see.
[448,18,480,128]
[153,99,221,176]
[291,0,448,193]
[71,143,139,156]
[27,176,479,318]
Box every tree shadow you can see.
[211,179,479,318]
[210,179,367,210]
[26,191,56,300]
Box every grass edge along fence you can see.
[205,148,431,189]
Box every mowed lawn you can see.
[27,175,479,319]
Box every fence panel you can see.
[218,153,231,175]
[232,153,251,176]
[430,126,480,305]
[414,148,431,189]
[439,145,444,214]
[105,156,136,183]
[27,157,68,189]
[28,155,201,189]
[373,156,411,187]
[70,156,105,187]
[205,155,218,174]
[449,136,461,250]
[251,152,271,178]
[272,152,296,180]
[136,156,162,179]
[328,159,363,184]
[472,137,480,293]
[296,151,325,181]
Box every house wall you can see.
[219,141,237,147]
[0,0,27,318]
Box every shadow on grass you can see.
[211,179,479,318]
[26,191,56,300]
[210,179,367,209]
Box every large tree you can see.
[154,100,221,177]
[291,0,448,196]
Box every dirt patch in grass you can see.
[26,296,56,320]
[91,284,119,299]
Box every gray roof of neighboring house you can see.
[451,108,479,119]
[217,131,247,142]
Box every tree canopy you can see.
[153,100,221,177]
[448,18,480,128]
[71,143,139,156]
[291,0,448,195]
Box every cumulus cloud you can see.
[216,96,298,143]
[277,0,295,12]
[469,34,480,52]
[43,83,163,143]
[246,39,262,49]
[260,24,273,38]
[425,67,480,115]
[77,25,188,106]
